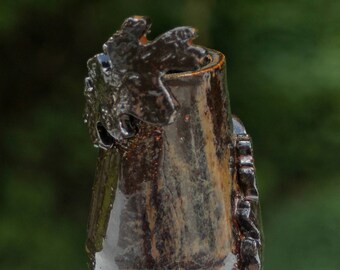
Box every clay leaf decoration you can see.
[84,16,208,149]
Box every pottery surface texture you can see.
[84,16,262,270]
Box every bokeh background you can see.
[1,0,339,269]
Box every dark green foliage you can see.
[0,0,339,269]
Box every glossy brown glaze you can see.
[84,16,208,144]
[85,16,262,270]
[87,51,239,270]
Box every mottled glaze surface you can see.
[84,16,262,270]
[84,16,208,144]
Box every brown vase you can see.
[84,16,262,270]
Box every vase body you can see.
[85,50,249,269]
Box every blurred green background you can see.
[1,0,339,269]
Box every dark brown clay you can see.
[84,16,262,270]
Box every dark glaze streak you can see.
[119,125,163,195]
[205,64,232,159]
[119,123,165,268]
